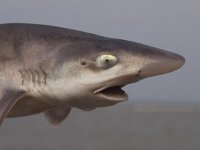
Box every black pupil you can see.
[105,59,109,62]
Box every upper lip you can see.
[93,72,141,94]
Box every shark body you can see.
[0,23,185,126]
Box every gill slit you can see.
[19,68,48,90]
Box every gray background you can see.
[0,0,200,150]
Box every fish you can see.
[0,23,185,126]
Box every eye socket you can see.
[96,54,118,69]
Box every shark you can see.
[0,23,185,126]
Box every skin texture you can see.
[0,23,185,126]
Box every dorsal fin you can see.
[44,104,71,126]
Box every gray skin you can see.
[0,23,185,126]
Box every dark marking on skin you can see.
[81,61,86,65]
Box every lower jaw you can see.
[66,96,121,111]
[95,94,128,102]
[94,86,128,102]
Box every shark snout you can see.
[139,52,185,78]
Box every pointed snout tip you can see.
[140,53,185,78]
[166,53,185,72]
[174,54,185,68]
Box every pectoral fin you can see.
[0,90,26,125]
[44,104,71,126]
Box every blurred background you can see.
[0,0,199,150]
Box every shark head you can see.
[0,23,185,125]
[52,36,185,110]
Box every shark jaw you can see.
[94,85,128,102]
[93,73,142,102]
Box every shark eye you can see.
[96,54,118,69]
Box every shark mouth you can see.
[93,73,142,102]
[93,85,128,102]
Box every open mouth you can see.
[93,73,142,102]
[93,85,128,102]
